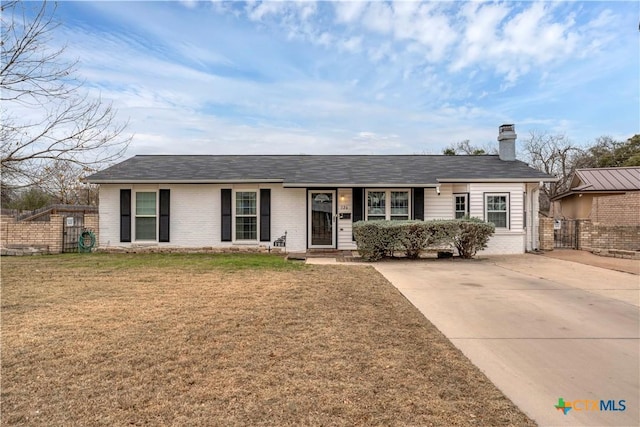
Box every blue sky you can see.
[46,0,639,155]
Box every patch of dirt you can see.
[540,249,639,275]
[1,255,535,426]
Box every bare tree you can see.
[40,162,98,205]
[443,140,498,155]
[1,1,130,194]
[521,130,583,211]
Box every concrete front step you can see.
[286,250,359,261]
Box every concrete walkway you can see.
[372,255,639,427]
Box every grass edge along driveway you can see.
[1,253,535,426]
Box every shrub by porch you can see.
[353,219,495,261]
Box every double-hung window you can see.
[485,193,509,229]
[367,190,410,221]
[390,191,409,220]
[454,194,468,219]
[235,191,257,240]
[135,192,156,240]
[367,191,386,221]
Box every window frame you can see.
[484,193,510,229]
[134,191,157,241]
[233,190,259,242]
[365,189,411,221]
[454,193,469,219]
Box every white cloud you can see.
[361,2,394,33]
[451,2,583,83]
[27,0,636,158]
[179,0,198,9]
[353,131,400,142]
[451,2,508,71]
[334,1,367,24]
[368,42,392,63]
[317,31,332,47]
[296,0,317,21]
[246,1,286,21]
[339,36,362,53]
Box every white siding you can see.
[452,184,469,194]
[337,189,356,250]
[424,184,454,219]
[525,183,540,251]
[469,182,526,254]
[97,183,307,252]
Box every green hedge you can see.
[452,217,495,258]
[353,219,495,261]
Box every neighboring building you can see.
[551,167,640,225]
[86,125,554,254]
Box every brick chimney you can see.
[497,124,516,161]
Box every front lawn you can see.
[1,253,534,426]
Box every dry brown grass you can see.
[1,253,535,426]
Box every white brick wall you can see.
[98,181,537,255]
[270,186,306,252]
[478,232,526,255]
[98,184,125,248]
[98,183,307,252]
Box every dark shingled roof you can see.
[86,155,554,185]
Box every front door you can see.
[309,191,335,248]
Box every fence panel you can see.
[554,219,577,249]
[62,214,85,253]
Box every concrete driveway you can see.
[373,255,639,427]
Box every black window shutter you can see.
[352,187,364,241]
[221,189,232,242]
[351,187,364,222]
[259,189,271,242]
[413,188,424,220]
[159,189,170,242]
[352,188,364,222]
[120,189,131,242]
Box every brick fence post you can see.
[49,214,63,254]
[0,215,14,248]
[576,220,592,250]
[539,216,554,251]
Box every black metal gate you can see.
[62,214,85,253]
[554,219,577,249]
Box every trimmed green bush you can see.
[453,217,495,259]
[353,218,495,261]
[397,220,458,259]
[352,221,402,261]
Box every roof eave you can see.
[437,177,557,183]
[86,179,285,184]
[551,189,634,201]
[283,183,440,188]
